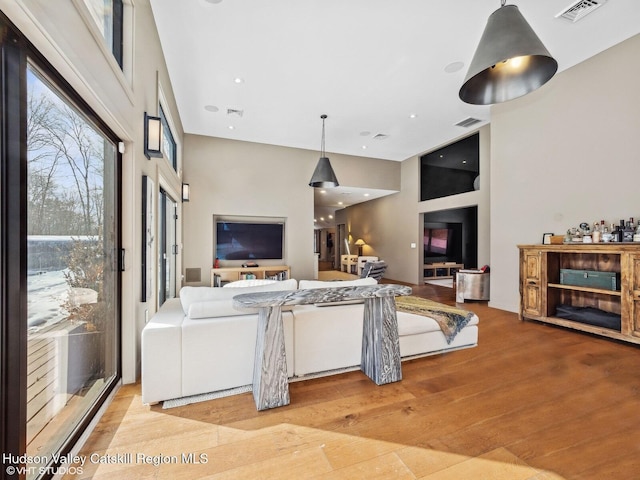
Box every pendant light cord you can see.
[320,114,327,157]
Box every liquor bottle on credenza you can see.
[623,219,635,242]
[611,223,621,242]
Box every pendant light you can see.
[459,1,557,105]
[309,114,339,188]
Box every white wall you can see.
[490,33,640,313]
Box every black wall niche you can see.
[420,133,479,201]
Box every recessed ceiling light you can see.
[320,190,326,194]
[314,218,317,222]
[338,201,343,205]
[363,193,370,197]
[463,160,467,164]
[409,113,418,119]
[444,61,465,73]
[204,105,219,112]
[228,125,235,130]
[328,215,333,219]
[362,145,367,149]
[234,77,244,84]
[320,217,325,221]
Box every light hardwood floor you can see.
[63,280,640,479]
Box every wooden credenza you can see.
[211,265,290,286]
[518,244,640,345]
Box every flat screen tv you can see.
[215,221,284,260]
[424,228,451,256]
[423,222,462,264]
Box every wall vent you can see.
[556,0,607,22]
[455,117,482,128]
[227,108,244,117]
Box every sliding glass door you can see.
[1,13,121,479]
[158,189,177,307]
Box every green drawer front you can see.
[559,269,619,291]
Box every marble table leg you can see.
[361,296,402,385]
[252,306,290,410]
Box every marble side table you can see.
[233,284,412,411]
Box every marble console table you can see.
[233,284,412,411]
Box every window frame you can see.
[159,103,178,172]
[82,0,124,68]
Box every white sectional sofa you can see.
[141,278,479,404]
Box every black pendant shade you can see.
[309,156,339,188]
[309,115,339,188]
[459,4,557,105]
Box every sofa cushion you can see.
[180,279,298,317]
[397,312,442,336]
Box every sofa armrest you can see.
[141,298,183,404]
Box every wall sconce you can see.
[355,238,366,256]
[144,112,163,159]
[182,183,190,202]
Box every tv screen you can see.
[216,221,284,260]
[423,222,463,264]
[424,228,450,256]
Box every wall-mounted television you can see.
[214,217,285,261]
[424,228,452,256]
[423,222,463,264]
[423,207,477,268]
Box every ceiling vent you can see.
[455,117,482,128]
[556,0,607,22]
[226,108,244,117]
[372,133,389,140]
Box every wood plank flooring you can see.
[63,279,640,479]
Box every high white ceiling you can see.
[150,0,640,227]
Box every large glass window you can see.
[25,62,120,478]
[84,0,123,68]
[0,13,120,478]
[160,104,177,171]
